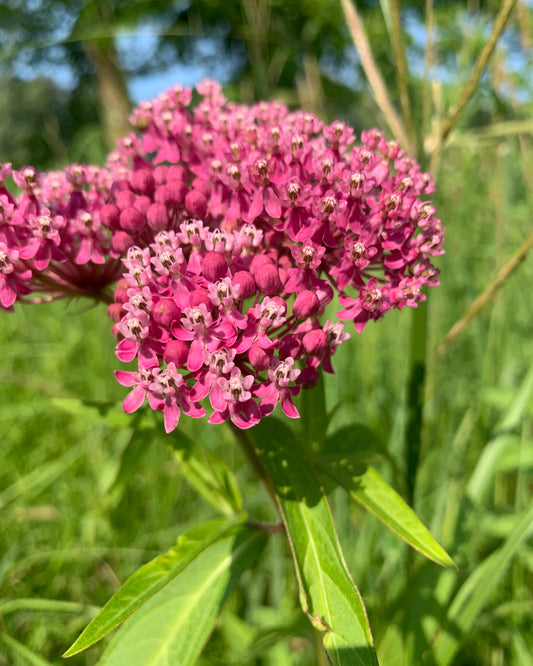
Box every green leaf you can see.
[63,516,246,657]
[324,423,387,457]
[318,458,455,568]
[170,430,242,515]
[432,502,533,665]
[250,418,378,666]
[95,525,266,666]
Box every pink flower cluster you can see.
[0,162,124,307]
[0,80,444,430]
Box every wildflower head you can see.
[0,79,444,432]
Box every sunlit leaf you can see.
[64,516,246,657]
[318,458,455,568]
[95,525,266,666]
[250,418,378,666]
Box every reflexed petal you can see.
[123,385,146,413]
[164,401,180,433]
[114,370,138,387]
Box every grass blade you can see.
[432,502,533,665]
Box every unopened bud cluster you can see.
[0,80,444,430]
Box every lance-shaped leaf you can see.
[317,454,455,568]
[95,524,266,666]
[250,418,378,666]
[64,516,245,657]
[170,430,243,515]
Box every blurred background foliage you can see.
[2,0,532,166]
[1,1,533,665]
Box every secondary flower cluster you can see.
[0,162,124,307]
[0,79,444,430]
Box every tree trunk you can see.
[84,40,132,148]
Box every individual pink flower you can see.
[148,363,205,433]
[209,367,261,429]
[256,357,301,418]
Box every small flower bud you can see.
[255,263,282,295]
[302,328,327,355]
[163,339,189,367]
[131,169,155,197]
[293,290,319,319]
[248,341,272,370]
[100,203,121,230]
[232,270,256,300]
[110,179,130,199]
[116,190,136,210]
[110,230,135,254]
[185,189,207,218]
[167,165,187,182]
[164,179,187,207]
[112,283,129,305]
[202,251,227,282]
[134,196,152,215]
[107,302,123,322]
[153,298,180,327]
[191,177,211,197]
[120,206,145,234]
[147,203,168,231]
[189,288,211,309]
[250,253,275,276]
[153,165,168,185]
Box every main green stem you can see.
[229,423,277,504]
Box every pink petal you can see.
[116,338,137,362]
[164,401,180,433]
[208,409,228,425]
[0,282,17,308]
[264,188,281,218]
[209,382,226,411]
[123,385,146,413]
[75,237,92,265]
[33,243,51,271]
[245,189,263,222]
[281,390,299,418]
[187,339,204,372]
[114,370,137,387]
[230,400,261,429]
[138,341,158,367]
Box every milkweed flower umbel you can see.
[0,80,444,430]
